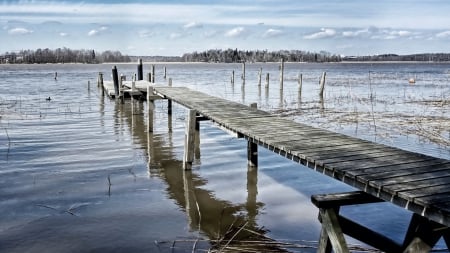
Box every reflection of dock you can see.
[148,86,450,252]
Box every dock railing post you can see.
[147,85,154,133]
[183,109,197,170]
[112,66,119,98]
[137,58,143,81]
[247,103,258,168]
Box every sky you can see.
[2,0,450,56]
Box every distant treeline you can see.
[0,48,131,64]
[342,53,450,62]
[181,49,342,63]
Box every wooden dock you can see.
[149,86,450,253]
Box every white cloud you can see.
[342,28,370,38]
[8,27,33,35]
[184,22,202,29]
[262,28,283,38]
[436,31,450,38]
[304,28,336,39]
[88,29,99,36]
[59,32,68,37]
[99,26,108,31]
[225,27,246,38]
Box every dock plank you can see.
[152,86,450,228]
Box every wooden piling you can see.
[112,66,119,98]
[298,73,303,102]
[258,68,262,87]
[168,78,172,115]
[242,62,246,85]
[147,85,154,132]
[195,112,201,159]
[119,75,125,104]
[280,58,284,90]
[319,72,326,98]
[231,70,235,85]
[247,103,258,168]
[97,72,103,88]
[151,65,155,83]
[183,109,197,170]
[147,73,151,82]
[137,58,143,81]
[164,66,167,79]
[265,73,270,88]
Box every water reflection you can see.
[115,99,287,251]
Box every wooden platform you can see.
[102,80,151,98]
[151,86,450,250]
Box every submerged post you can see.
[112,66,119,98]
[319,72,326,99]
[231,70,235,85]
[265,73,270,88]
[183,109,197,170]
[137,58,143,81]
[280,58,284,90]
[247,103,258,168]
[164,66,167,79]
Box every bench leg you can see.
[318,208,350,253]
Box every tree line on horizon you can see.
[180,48,342,63]
[0,48,131,64]
[3,48,450,64]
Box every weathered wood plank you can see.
[152,86,450,229]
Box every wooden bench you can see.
[312,191,450,253]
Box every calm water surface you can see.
[0,63,449,252]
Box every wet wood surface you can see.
[153,86,450,227]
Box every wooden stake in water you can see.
[265,73,270,88]
[319,72,326,99]
[298,73,303,102]
[151,65,155,83]
[164,66,167,79]
[258,68,262,87]
[147,85,154,133]
[168,78,172,115]
[280,58,284,90]
[242,62,246,85]
[137,58,143,81]
[231,70,235,85]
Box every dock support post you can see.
[280,58,284,90]
[247,103,258,168]
[137,58,143,81]
[183,109,196,170]
[97,72,103,87]
[319,72,326,99]
[195,112,201,159]
[119,75,125,104]
[265,73,270,88]
[164,66,167,79]
[147,73,151,82]
[147,85,154,133]
[112,66,119,98]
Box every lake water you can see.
[0,62,449,252]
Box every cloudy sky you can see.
[2,0,450,56]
